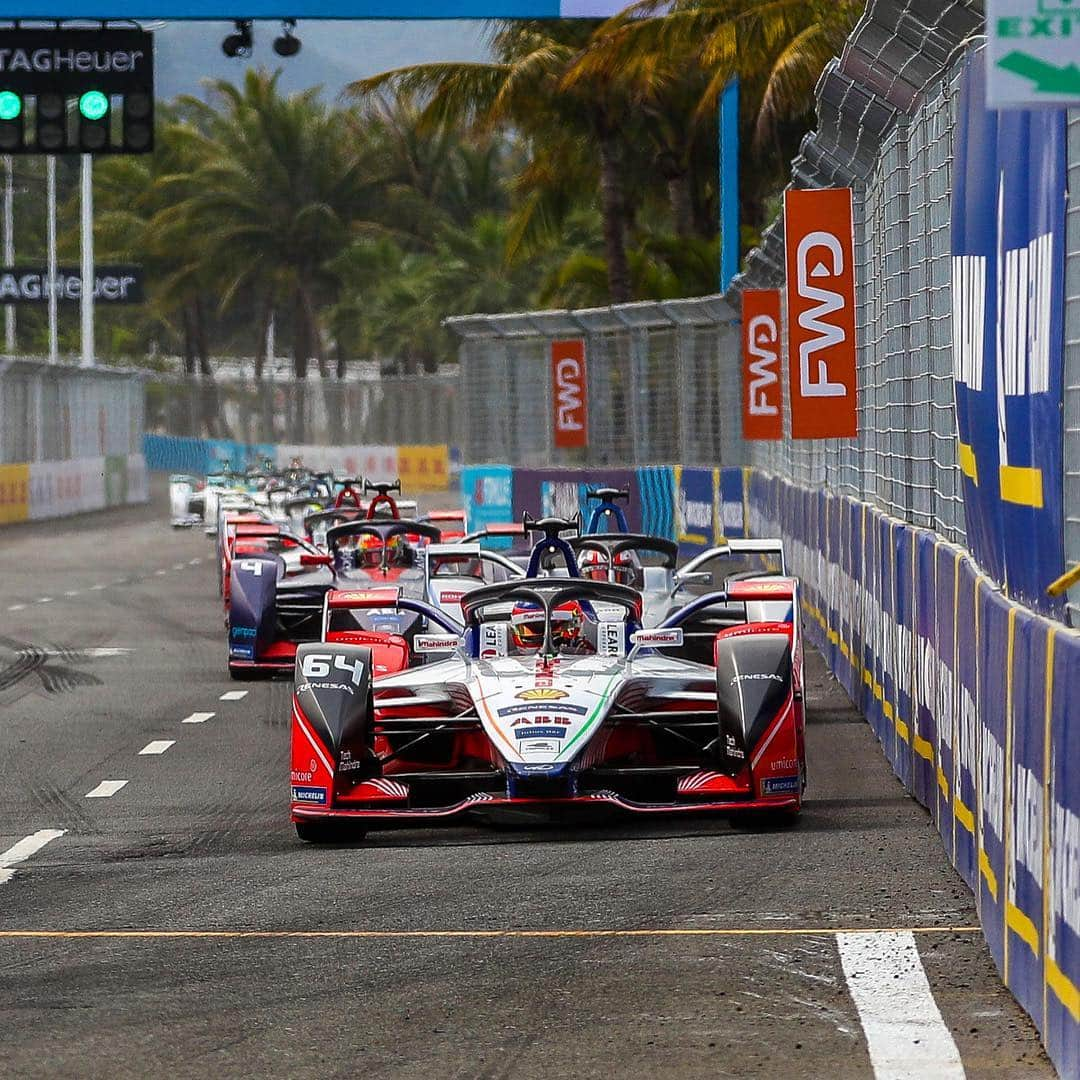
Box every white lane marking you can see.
[172,563,186,571]
[90,584,106,591]
[188,558,202,565]
[154,569,167,577]
[37,597,53,604]
[7,604,25,612]
[38,648,132,659]
[64,590,80,597]
[138,740,175,756]
[0,829,65,886]
[220,690,247,701]
[85,780,128,799]
[182,712,215,724]
[837,930,965,1080]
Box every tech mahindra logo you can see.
[551,339,588,448]
[783,188,858,439]
[795,232,848,398]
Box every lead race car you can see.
[289,522,805,841]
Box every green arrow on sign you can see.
[998,51,1080,94]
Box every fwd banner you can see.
[783,188,858,439]
[951,49,1066,614]
[551,339,587,449]
[741,289,783,440]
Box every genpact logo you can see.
[795,231,848,398]
[746,313,780,416]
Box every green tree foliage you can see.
[73,3,853,373]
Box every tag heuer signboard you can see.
[988,0,1080,107]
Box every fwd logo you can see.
[784,188,858,438]
[551,339,588,449]
[741,289,783,439]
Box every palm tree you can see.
[153,70,381,381]
[347,20,638,304]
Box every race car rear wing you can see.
[678,539,787,580]
[320,586,461,639]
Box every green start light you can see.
[0,91,22,122]
[78,90,109,121]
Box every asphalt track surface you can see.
[0,481,1058,1079]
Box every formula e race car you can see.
[289,524,805,841]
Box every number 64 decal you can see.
[301,652,365,686]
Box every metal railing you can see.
[446,297,741,468]
[0,356,143,464]
[144,372,460,449]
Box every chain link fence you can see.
[446,298,741,468]
[737,52,970,545]
[144,372,460,449]
[0,357,143,464]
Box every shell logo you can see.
[516,688,568,701]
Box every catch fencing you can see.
[145,372,460,450]
[0,356,143,465]
[446,298,741,470]
[736,55,969,547]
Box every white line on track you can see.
[0,829,65,886]
[63,590,80,597]
[220,690,247,701]
[90,584,106,591]
[837,930,965,1080]
[182,712,215,724]
[138,740,175,756]
[7,604,25,612]
[37,597,52,604]
[85,780,128,799]
[172,563,186,571]
[188,558,202,565]
[154,569,167,576]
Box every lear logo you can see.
[555,359,584,431]
[795,231,848,398]
[746,314,780,415]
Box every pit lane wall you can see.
[143,435,455,491]
[460,462,1080,1076]
[0,453,148,524]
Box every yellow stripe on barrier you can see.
[959,442,979,484]
[840,640,851,662]
[955,797,975,834]
[1006,902,1040,958]
[978,848,999,900]
[1047,955,1080,1022]
[999,465,1044,509]
[913,734,935,763]
[873,681,884,702]
[895,716,911,744]
[937,766,950,801]
[863,669,873,689]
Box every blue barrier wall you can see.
[748,470,1080,1078]
[143,434,275,475]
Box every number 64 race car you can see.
[289,526,805,841]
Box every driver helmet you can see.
[358,535,383,570]
[579,549,609,582]
[579,548,637,585]
[509,600,584,652]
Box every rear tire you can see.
[294,821,366,844]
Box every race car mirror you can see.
[672,570,713,594]
[414,634,463,654]
[597,622,626,658]
[630,628,684,648]
[480,623,508,659]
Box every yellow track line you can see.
[0,926,983,940]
